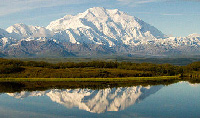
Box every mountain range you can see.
[0,7,200,57]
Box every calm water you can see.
[0,81,199,118]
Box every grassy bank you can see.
[0,76,181,93]
[0,67,154,78]
[0,76,180,82]
[1,58,200,79]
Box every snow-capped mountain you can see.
[0,28,10,38]
[47,7,164,46]
[0,7,200,57]
[7,85,163,113]
[6,23,54,38]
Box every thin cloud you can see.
[117,0,160,4]
[117,0,162,6]
[1,0,200,16]
[169,0,200,2]
[183,0,200,1]
[0,0,106,16]
[117,0,200,6]
[130,11,199,16]
[162,13,184,16]
[0,0,69,16]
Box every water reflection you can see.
[7,85,163,113]
[188,83,200,87]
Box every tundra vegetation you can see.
[0,58,199,79]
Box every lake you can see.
[0,81,199,118]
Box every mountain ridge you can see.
[0,7,200,57]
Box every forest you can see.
[0,58,199,78]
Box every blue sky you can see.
[0,0,200,37]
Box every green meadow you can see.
[0,58,200,81]
[0,76,180,82]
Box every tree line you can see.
[0,58,199,78]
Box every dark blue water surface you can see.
[0,82,199,118]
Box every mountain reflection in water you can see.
[7,85,163,113]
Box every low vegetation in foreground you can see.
[0,58,200,79]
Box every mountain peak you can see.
[2,7,199,57]
[47,7,165,43]
[6,23,54,38]
[188,33,200,38]
[87,7,106,12]
[86,7,122,15]
[82,7,108,18]
[0,28,10,38]
[82,7,126,18]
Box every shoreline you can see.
[0,76,180,82]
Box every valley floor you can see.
[1,58,200,81]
